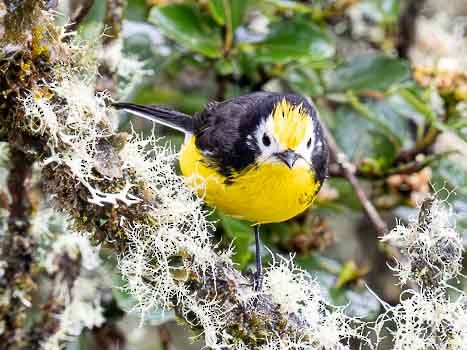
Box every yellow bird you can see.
[114,92,329,290]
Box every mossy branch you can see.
[2,0,43,44]
[103,0,126,46]
[0,4,348,349]
[0,147,36,349]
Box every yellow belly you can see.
[179,137,320,224]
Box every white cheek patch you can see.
[252,114,317,166]
[254,118,283,161]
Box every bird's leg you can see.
[254,224,263,291]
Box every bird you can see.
[113,92,329,290]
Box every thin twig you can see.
[321,123,388,236]
[396,0,426,58]
[321,122,411,270]
[329,150,456,179]
[346,90,401,149]
[65,0,95,34]
[3,0,42,43]
[96,0,127,93]
[395,127,440,163]
[102,0,126,46]
[386,151,454,175]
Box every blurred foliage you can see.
[73,0,467,346]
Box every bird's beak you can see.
[276,150,299,169]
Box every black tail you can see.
[113,102,193,134]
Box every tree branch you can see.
[2,0,43,44]
[65,0,95,34]
[0,147,36,349]
[102,0,126,46]
[39,163,298,346]
[329,150,455,179]
[97,0,127,93]
[395,127,440,163]
[396,0,426,58]
[321,123,414,274]
[321,123,388,237]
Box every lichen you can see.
[376,197,467,350]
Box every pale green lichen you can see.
[376,197,467,350]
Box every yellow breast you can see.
[178,137,320,224]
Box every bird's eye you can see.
[307,137,312,148]
[262,133,271,146]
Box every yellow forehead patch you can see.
[266,98,311,149]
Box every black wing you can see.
[113,102,193,134]
[193,92,280,177]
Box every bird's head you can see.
[248,95,329,182]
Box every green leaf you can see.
[335,260,369,288]
[296,254,379,318]
[219,214,254,268]
[295,253,341,274]
[284,65,324,97]
[124,0,148,21]
[453,198,467,247]
[345,90,404,149]
[148,4,223,58]
[364,95,414,149]
[433,159,467,196]
[432,159,467,245]
[208,0,226,25]
[384,92,428,139]
[215,57,235,75]
[208,0,248,30]
[334,90,421,163]
[266,0,313,14]
[327,53,409,93]
[253,16,335,64]
[331,105,398,171]
[398,88,437,124]
[381,0,401,23]
[228,0,249,30]
[325,178,363,211]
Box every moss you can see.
[40,162,157,253]
[0,40,53,151]
[0,5,55,344]
[2,0,44,45]
[31,26,49,59]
